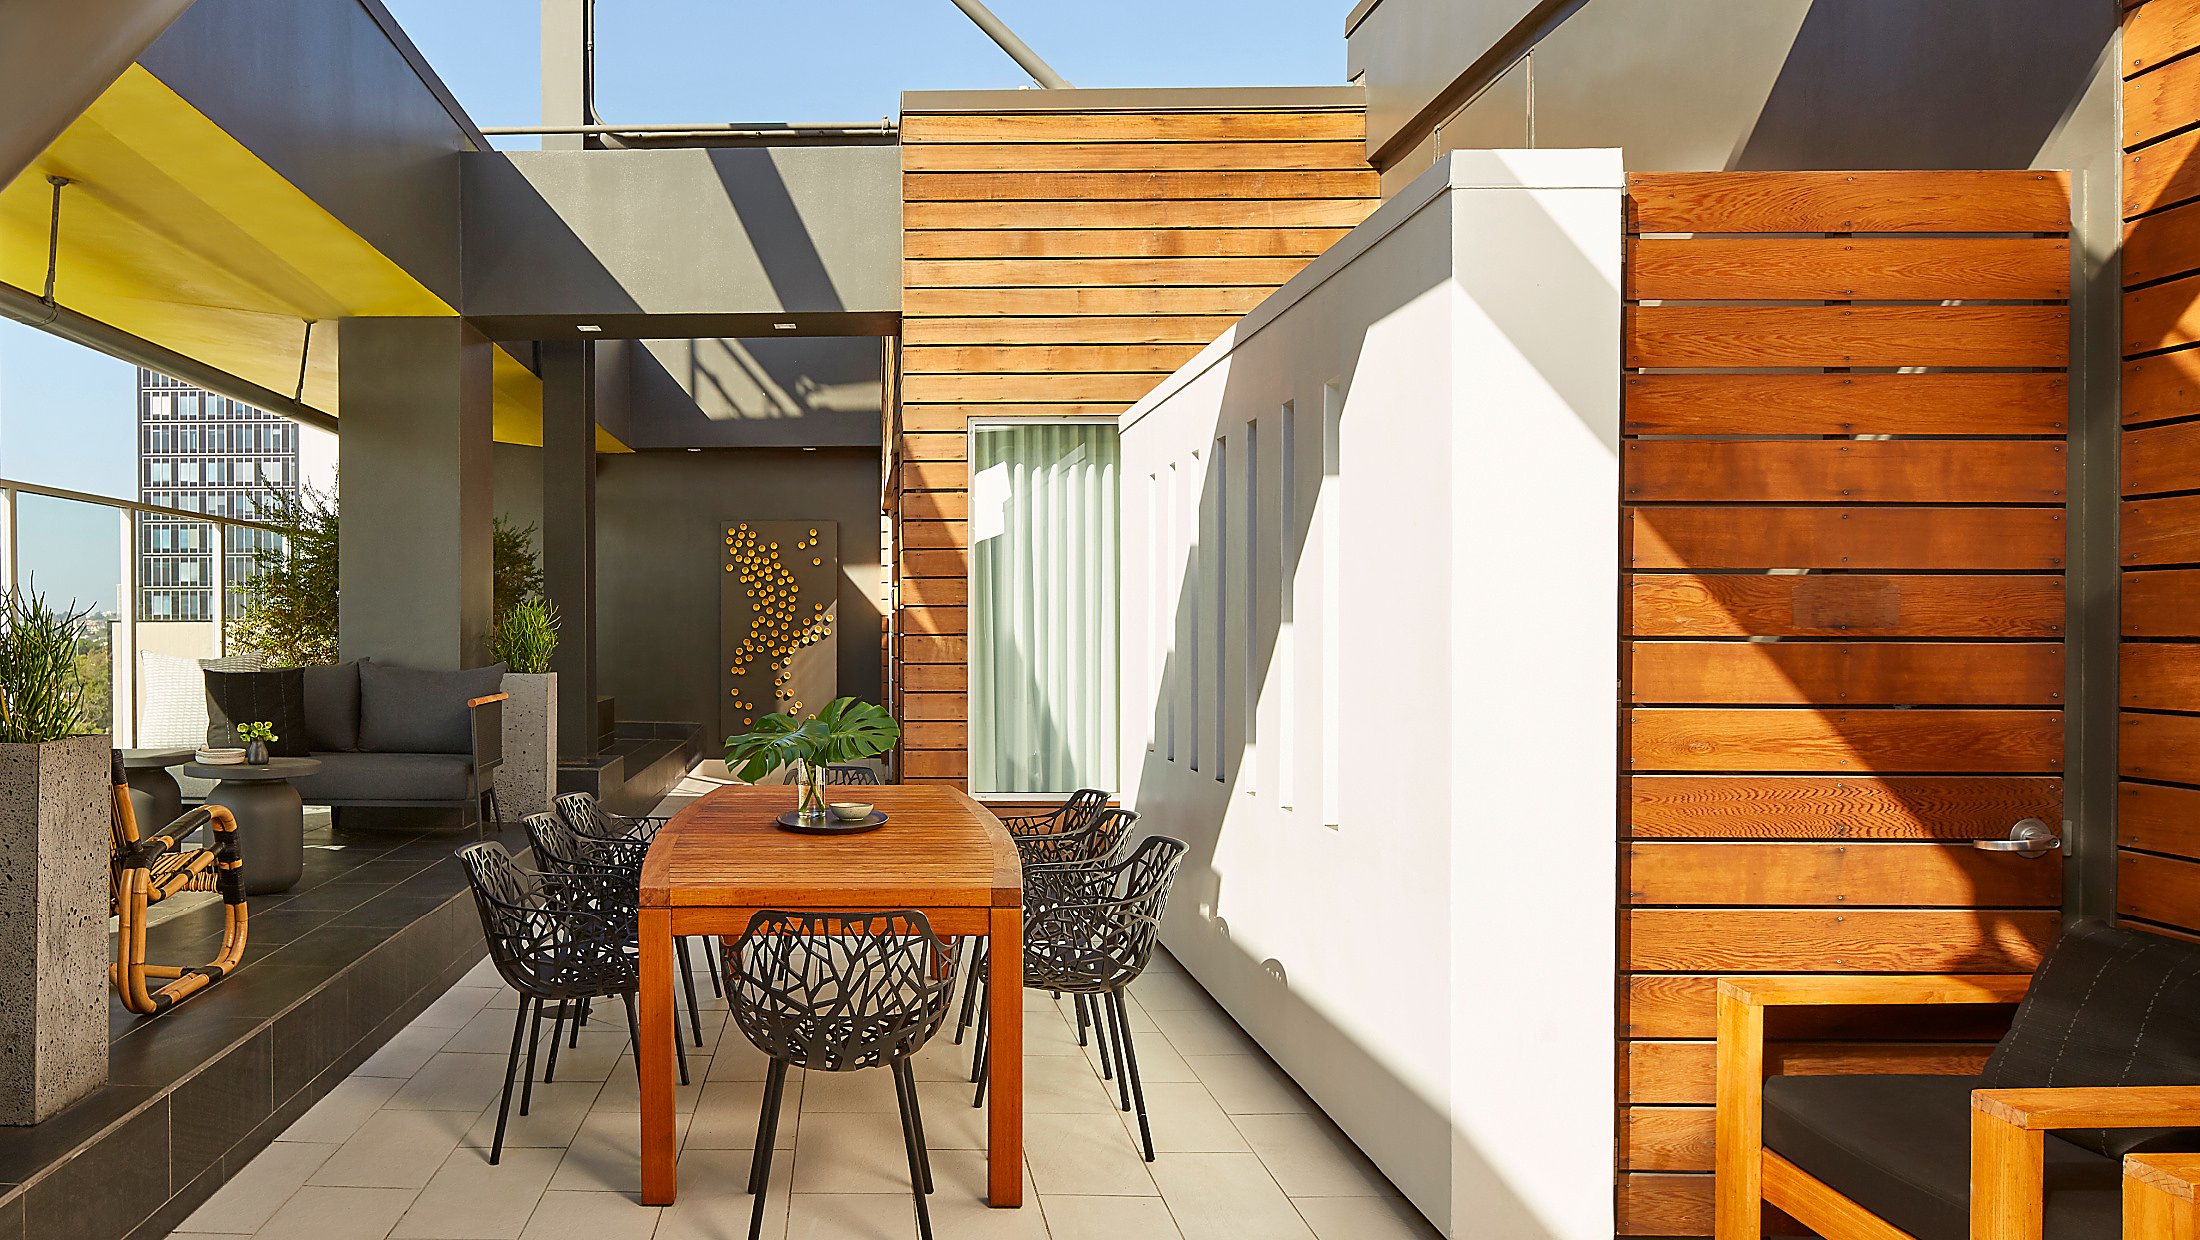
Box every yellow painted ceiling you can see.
[0,63,597,449]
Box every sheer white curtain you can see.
[968,422,1119,795]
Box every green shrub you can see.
[0,584,95,743]
[492,596,560,674]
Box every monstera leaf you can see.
[724,697,900,784]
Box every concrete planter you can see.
[497,672,557,820]
[0,734,111,1123]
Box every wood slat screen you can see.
[894,101,1379,785]
[1620,169,2073,1236]
[2123,0,2200,946]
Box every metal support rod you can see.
[294,320,314,403]
[482,121,897,136]
[945,0,1073,89]
[41,176,70,305]
[210,520,227,654]
[117,505,138,745]
[0,486,16,595]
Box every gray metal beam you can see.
[541,340,600,759]
[946,0,1073,89]
[0,0,193,190]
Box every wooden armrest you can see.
[2127,1152,2200,1239]
[1720,973,2033,1008]
[1974,1085,2200,1131]
[468,693,509,708]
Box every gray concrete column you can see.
[337,318,494,670]
[542,340,599,758]
[540,0,591,151]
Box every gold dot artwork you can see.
[725,524,833,722]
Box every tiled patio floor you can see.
[168,942,1436,1239]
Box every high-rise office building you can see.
[136,368,299,622]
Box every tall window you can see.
[968,421,1119,796]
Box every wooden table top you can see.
[640,783,1022,910]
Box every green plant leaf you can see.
[723,697,899,782]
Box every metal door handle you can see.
[1972,819,2062,858]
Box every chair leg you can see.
[1104,989,1133,1113]
[520,996,544,1115]
[892,1061,935,1240]
[1074,993,1090,1046]
[750,1060,789,1240]
[953,941,985,1044]
[705,936,725,998]
[490,996,529,1165]
[1112,989,1155,1161]
[899,1060,933,1193]
[677,937,706,1047]
[1090,990,1116,1082]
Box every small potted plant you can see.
[236,721,278,766]
[490,596,560,817]
[725,698,899,824]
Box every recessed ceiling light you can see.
[687,447,702,453]
[802,446,817,452]
[576,324,602,333]
[774,322,797,330]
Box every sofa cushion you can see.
[1762,1074,2119,1240]
[358,662,506,755]
[292,752,474,803]
[203,667,310,756]
[302,660,364,752]
[1982,918,2200,1157]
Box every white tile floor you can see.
[170,944,1438,1240]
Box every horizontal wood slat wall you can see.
[1619,169,2072,1235]
[895,101,1378,786]
[2123,0,2200,945]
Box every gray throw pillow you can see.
[203,667,310,756]
[302,660,364,751]
[358,662,507,755]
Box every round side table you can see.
[181,758,323,895]
[120,748,196,836]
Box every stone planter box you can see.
[0,733,111,1123]
[497,672,557,820]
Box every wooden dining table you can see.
[636,783,1026,1206]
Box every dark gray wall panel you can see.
[596,450,884,738]
[140,0,477,302]
[625,338,884,450]
[1345,0,1552,160]
[0,0,192,190]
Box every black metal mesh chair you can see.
[725,910,960,1240]
[973,835,1189,1160]
[955,804,1137,1047]
[825,764,883,785]
[999,788,1109,839]
[522,812,698,1082]
[459,841,658,1164]
[553,792,732,1029]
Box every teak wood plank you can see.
[2125,271,2200,354]
[900,458,967,494]
[900,491,968,522]
[897,606,967,636]
[906,227,1349,261]
[2129,130,2200,219]
[901,721,968,749]
[900,402,1123,429]
[2126,197,2200,286]
[2123,641,2200,710]
[2125,348,2200,425]
[898,692,967,722]
[901,371,1164,404]
[901,750,968,780]
[1627,707,2064,773]
[2125,568,2200,635]
[904,285,1276,318]
[904,256,1318,289]
[901,140,1370,173]
[1626,305,2070,369]
[900,111,1368,145]
[1627,574,2067,639]
[2124,1153,2200,1240]
[2128,0,2200,76]
[1623,373,2068,436]
[900,519,968,551]
[640,784,1018,909]
[2121,709,2200,783]
[1626,237,2070,300]
[903,169,1379,202]
[1627,842,2061,907]
[1623,1107,1715,1172]
[898,548,968,580]
[898,432,968,462]
[902,343,1203,375]
[1617,1173,1713,1236]
[1628,641,2064,706]
[2121,780,2200,860]
[2125,419,2200,496]
[1629,775,2065,840]
[1626,975,2023,1040]
[2123,493,2200,564]
[897,577,968,608]
[2123,851,2200,931]
[899,635,968,664]
[902,315,1243,347]
[2128,51,2200,150]
[897,663,967,694]
[1627,507,2066,571]
[1627,1039,1995,1105]
[1627,909,2057,972]
[1623,440,2066,505]
[1626,170,2071,234]
[902,197,1378,231]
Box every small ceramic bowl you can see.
[829,802,875,822]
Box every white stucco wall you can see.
[1117,149,1623,1239]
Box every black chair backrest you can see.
[725,909,958,1072]
[1982,918,2200,1157]
[1015,807,1140,867]
[1023,835,1188,990]
[826,764,882,785]
[523,810,646,878]
[459,841,636,1000]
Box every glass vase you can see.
[796,760,830,822]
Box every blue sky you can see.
[1,0,1350,610]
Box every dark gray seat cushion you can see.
[358,662,505,755]
[302,660,363,752]
[293,752,474,803]
[1982,918,2200,1157]
[1762,1074,2120,1240]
